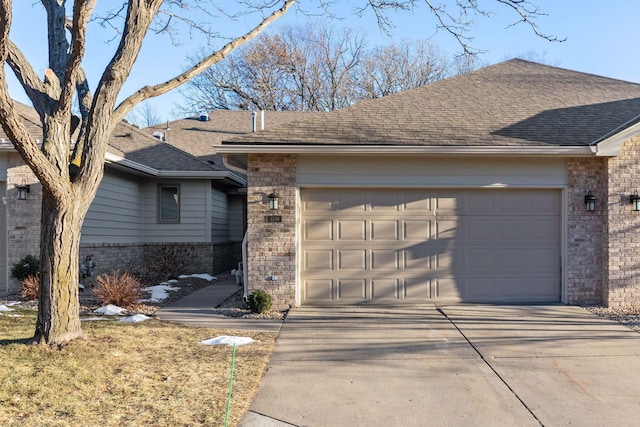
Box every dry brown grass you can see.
[0,309,277,426]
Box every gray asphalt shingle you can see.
[223,59,640,147]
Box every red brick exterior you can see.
[566,157,608,305]
[246,154,297,310]
[606,135,640,308]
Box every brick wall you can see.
[80,241,242,286]
[606,135,640,308]
[566,157,608,305]
[246,154,297,310]
[6,154,41,291]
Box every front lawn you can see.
[0,309,276,426]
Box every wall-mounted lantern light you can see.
[630,191,640,212]
[17,184,30,200]
[268,193,279,210]
[584,191,596,212]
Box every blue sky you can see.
[6,1,640,123]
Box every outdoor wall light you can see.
[630,191,640,212]
[17,184,30,200]
[268,193,279,210]
[584,191,596,212]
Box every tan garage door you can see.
[300,188,561,305]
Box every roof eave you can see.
[593,119,640,157]
[215,144,595,156]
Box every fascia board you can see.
[215,144,595,156]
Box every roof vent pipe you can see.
[251,111,257,132]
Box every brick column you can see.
[246,154,297,310]
[566,157,607,305]
[606,135,640,308]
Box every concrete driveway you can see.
[240,305,640,427]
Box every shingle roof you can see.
[148,110,324,165]
[0,102,219,173]
[223,59,640,147]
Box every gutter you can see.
[215,144,595,156]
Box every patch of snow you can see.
[5,314,21,318]
[78,283,85,290]
[119,314,151,323]
[139,284,180,303]
[81,317,110,321]
[0,305,15,312]
[5,301,21,307]
[200,336,255,346]
[94,304,126,316]
[178,273,216,281]
[160,279,179,285]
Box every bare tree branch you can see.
[112,0,296,122]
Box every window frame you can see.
[157,184,181,224]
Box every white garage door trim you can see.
[298,187,563,306]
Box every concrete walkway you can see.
[240,305,640,427]
[156,275,283,333]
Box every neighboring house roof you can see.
[0,102,245,185]
[220,59,640,150]
[147,110,324,164]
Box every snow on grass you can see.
[119,314,151,323]
[139,284,180,303]
[81,317,111,321]
[178,273,216,281]
[94,304,127,316]
[0,305,15,312]
[160,279,179,285]
[200,336,254,346]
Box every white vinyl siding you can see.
[298,156,567,187]
[142,180,210,243]
[228,195,245,241]
[82,172,143,243]
[211,186,229,242]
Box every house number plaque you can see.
[265,215,282,223]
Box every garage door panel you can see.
[302,190,335,213]
[404,249,431,270]
[371,250,399,270]
[301,188,561,305]
[466,218,496,241]
[371,220,398,240]
[370,192,399,213]
[403,278,431,299]
[529,276,561,298]
[304,279,334,301]
[402,192,431,213]
[304,250,334,272]
[403,220,431,241]
[338,220,366,240]
[337,191,367,213]
[304,219,333,241]
[337,279,366,300]
[467,249,495,271]
[371,278,399,299]
[338,250,366,271]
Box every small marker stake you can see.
[224,343,237,427]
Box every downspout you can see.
[242,230,248,301]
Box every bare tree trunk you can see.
[34,189,88,345]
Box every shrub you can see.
[20,274,39,301]
[94,271,144,308]
[247,289,273,314]
[11,255,40,281]
[132,246,192,285]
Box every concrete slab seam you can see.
[246,410,299,426]
[436,307,544,427]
